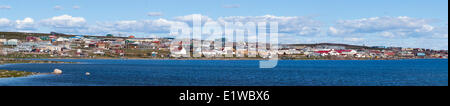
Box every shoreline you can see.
[0,64,53,79]
[0,59,74,79]
[0,58,78,65]
[0,70,41,78]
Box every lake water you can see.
[0,59,447,86]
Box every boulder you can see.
[53,69,63,74]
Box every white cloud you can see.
[328,27,348,35]
[328,16,442,38]
[175,14,214,25]
[100,18,188,34]
[0,18,12,27]
[15,17,36,30]
[431,24,448,38]
[1,14,447,49]
[41,15,87,28]
[80,14,323,37]
[61,14,321,36]
[218,15,322,35]
[0,5,12,9]
[147,12,163,16]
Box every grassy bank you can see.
[0,58,74,78]
[0,58,76,65]
[0,70,37,78]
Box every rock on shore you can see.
[53,69,63,74]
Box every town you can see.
[0,32,448,60]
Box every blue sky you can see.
[1,0,448,22]
[0,0,448,49]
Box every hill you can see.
[0,32,75,40]
[283,43,384,50]
[0,31,127,40]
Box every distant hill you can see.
[283,43,383,50]
[0,32,127,40]
[0,32,75,40]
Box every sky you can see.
[0,0,448,49]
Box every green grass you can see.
[0,70,36,78]
[0,31,126,40]
[0,58,76,65]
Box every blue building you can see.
[417,53,426,56]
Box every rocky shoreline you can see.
[0,58,75,78]
[0,70,39,78]
[0,58,76,65]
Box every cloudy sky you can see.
[0,0,448,49]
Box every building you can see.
[0,39,6,45]
[4,39,19,46]
[56,37,70,42]
[417,53,426,57]
[26,36,40,42]
[337,50,357,56]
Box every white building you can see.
[56,37,70,42]
[4,39,19,46]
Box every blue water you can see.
[0,59,447,86]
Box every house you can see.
[369,50,383,57]
[74,35,84,39]
[127,38,155,43]
[40,36,50,41]
[223,47,235,56]
[109,41,125,49]
[278,49,303,55]
[417,53,426,57]
[313,49,356,57]
[76,49,82,54]
[112,49,124,56]
[96,42,108,49]
[93,50,105,55]
[171,47,188,57]
[402,48,414,51]
[56,37,70,42]
[127,43,138,49]
[26,36,40,42]
[401,51,415,57]
[315,50,331,56]
[0,39,6,45]
[384,52,396,57]
[235,49,248,57]
[4,39,19,46]
[336,50,357,56]
[0,48,7,55]
[49,35,58,39]
[328,50,340,56]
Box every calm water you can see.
[0,59,447,86]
